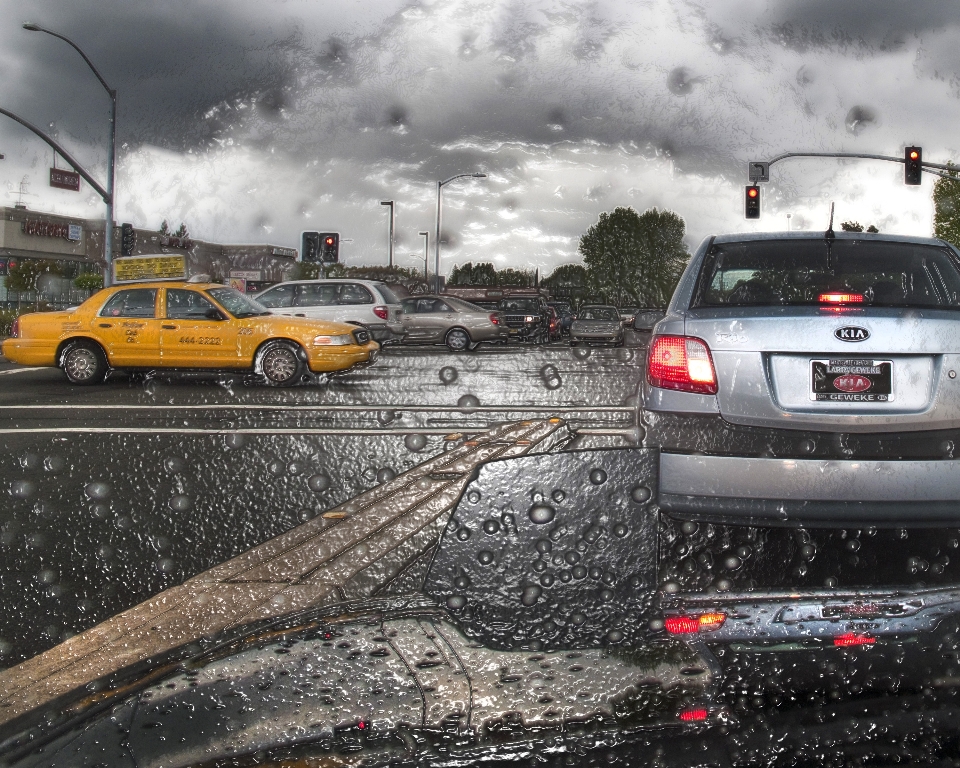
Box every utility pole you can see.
[380,201,395,268]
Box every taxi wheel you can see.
[258,341,305,387]
[60,340,108,385]
[445,328,471,352]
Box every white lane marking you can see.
[0,427,483,436]
[0,403,633,412]
[0,368,46,376]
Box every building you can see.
[0,205,298,308]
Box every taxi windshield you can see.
[207,287,270,318]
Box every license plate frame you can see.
[810,358,894,402]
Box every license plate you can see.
[810,359,893,402]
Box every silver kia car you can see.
[644,230,960,526]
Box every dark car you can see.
[497,296,550,342]
[547,300,575,335]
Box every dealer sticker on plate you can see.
[811,359,893,402]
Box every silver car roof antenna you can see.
[824,202,835,240]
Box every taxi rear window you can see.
[693,239,960,309]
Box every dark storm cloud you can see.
[3,1,300,152]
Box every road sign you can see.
[49,167,80,191]
[748,162,770,182]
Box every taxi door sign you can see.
[113,255,187,283]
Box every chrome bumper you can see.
[659,453,960,525]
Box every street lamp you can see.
[419,231,429,281]
[380,200,394,268]
[23,22,117,286]
[435,173,486,289]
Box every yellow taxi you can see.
[2,280,379,386]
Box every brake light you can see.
[664,612,726,635]
[647,336,717,395]
[489,313,500,325]
[10,317,19,338]
[373,305,388,320]
[679,707,709,722]
[819,293,863,305]
[834,632,875,647]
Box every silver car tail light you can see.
[647,335,718,395]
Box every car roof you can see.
[268,278,386,286]
[110,281,225,290]
[711,230,951,248]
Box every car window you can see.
[373,283,401,304]
[694,239,960,309]
[207,287,270,317]
[298,283,339,307]
[445,297,485,312]
[579,307,619,321]
[400,298,417,314]
[98,288,157,318]
[338,283,374,304]
[255,284,296,308]
[499,298,539,312]
[165,289,219,319]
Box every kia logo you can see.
[835,326,870,342]
[834,374,872,393]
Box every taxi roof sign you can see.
[113,254,187,283]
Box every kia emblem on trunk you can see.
[835,326,870,342]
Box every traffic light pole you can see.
[750,152,959,182]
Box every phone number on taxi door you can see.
[178,336,222,345]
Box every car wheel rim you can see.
[263,348,297,382]
[448,331,468,350]
[65,348,97,381]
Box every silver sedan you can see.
[644,230,960,526]
[400,295,509,351]
[570,304,624,346]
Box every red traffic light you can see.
[747,187,758,198]
[325,237,335,246]
[909,150,919,160]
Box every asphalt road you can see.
[0,333,648,667]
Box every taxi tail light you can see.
[489,313,500,325]
[819,293,864,305]
[834,632,875,647]
[679,707,709,722]
[647,335,718,395]
[10,318,19,338]
[664,612,727,635]
[373,305,389,320]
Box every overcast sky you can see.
[2,0,959,275]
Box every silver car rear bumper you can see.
[660,452,960,525]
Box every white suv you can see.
[254,279,405,343]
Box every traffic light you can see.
[301,231,321,263]
[120,223,136,256]
[745,185,760,219]
[904,146,922,185]
[319,232,339,264]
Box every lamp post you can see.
[419,231,429,282]
[23,22,117,286]
[435,173,486,290]
[380,200,394,268]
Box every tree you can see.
[73,272,104,292]
[841,221,879,233]
[6,259,63,293]
[449,262,498,286]
[934,163,960,249]
[578,207,689,307]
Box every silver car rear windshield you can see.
[692,239,960,309]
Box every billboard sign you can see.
[113,254,187,283]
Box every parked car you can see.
[399,295,508,350]
[546,306,562,341]
[547,300,575,335]
[253,279,405,343]
[644,230,960,526]
[2,281,379,386]
[632,307,666,332]
[497,296,550,342]
[569,304,624,346]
